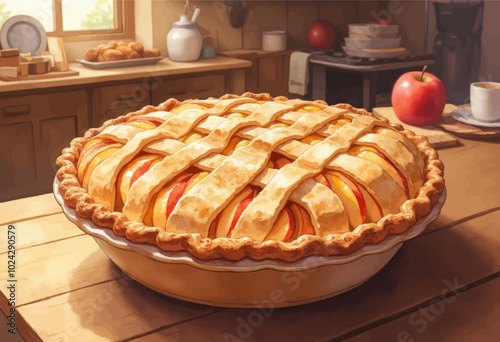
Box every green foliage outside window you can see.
[0,0,12,28]
[81,0,114,30]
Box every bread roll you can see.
[107,41,118,49]
[102,49,125,61]
[128,50,141,59]
[117,41,128,47]
[116,45,133,59]
[143,48,161,58]
[84,47,98,62]
[128,42,144,56]
[97,53,105,62]
[97,44,111,53]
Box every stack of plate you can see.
[343,24,408,59]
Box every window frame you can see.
[48,0,134,42]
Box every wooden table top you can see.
[1,106,500,341]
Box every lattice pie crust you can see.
[56,93,444,261]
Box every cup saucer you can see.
[451,107,500,128]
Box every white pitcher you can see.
[166,8,202,62]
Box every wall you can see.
[62,1,385,60]
[150,0,386,55]
[393,0,500,83]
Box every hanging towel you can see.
[288,51,312,96]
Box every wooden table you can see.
[2,108,500,341]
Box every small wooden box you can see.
[0,48,20,72]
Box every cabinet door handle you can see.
[2,104,31,117]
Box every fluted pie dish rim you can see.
[54,176,446,272]
[55,93,445,262]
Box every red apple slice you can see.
[117,154,163,204]
[165,171,210,221]
[165,175,191,221]
[152,174,191,228]
[215,187,255,238]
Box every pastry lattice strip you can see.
[86,97,413,240]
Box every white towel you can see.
[288,51,311,96]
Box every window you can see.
[0,0,134,41]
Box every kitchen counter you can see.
[1,106,500,341]
[0,56,252,94]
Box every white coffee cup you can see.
[470,82,500,122]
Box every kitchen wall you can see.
[65,0,386,61]
[147,0,386,54]
[392,0,499,84]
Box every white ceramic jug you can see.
[166,8,202,62]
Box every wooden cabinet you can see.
[219,50,294,98]
[0,59,248,202]
[151,74,225,104]
[0,90,88,202]
[92,82,150,126]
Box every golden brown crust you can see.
[84,48,98,62]
[56,93,445,261]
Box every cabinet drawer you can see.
[0,91,87,126]
[152,74,225,104]
[93,82,150,126]
[0,122,37,201]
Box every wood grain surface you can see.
[1,123,499,341]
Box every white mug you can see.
[470,82,500,122]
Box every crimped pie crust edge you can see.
[56,92,445,262]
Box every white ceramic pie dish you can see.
[54,177,446,308]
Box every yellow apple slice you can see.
[171,104,207,114]
[358,186,383,223]
[290,203,315,240]
[350,145,409,197]
[225,112,247,119]
[324,171,366,228]
[216,187,256,238]
[184,171,210,194]
[268,123,288,130]
[335,118,351,126]
[298,105,322,112]
[77,138,112,170]
[81,144,122,190]
[302,134,325,145]
[265,208,295,242]
[222,137,250,155]
[180,132,204,145]
[126,118,162,130]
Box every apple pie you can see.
[56,93,444,261]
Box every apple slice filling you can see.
[349,145,409,198]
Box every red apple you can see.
[391,66,447,125]
[376,19,394,25]
[308,20,336,50]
